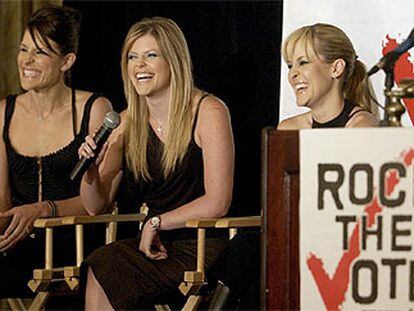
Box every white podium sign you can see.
[281,0,414,126]
[300,128,414,310]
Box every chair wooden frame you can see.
[6,213,260,311]
[179,216,262,311]
[7,211,145,311]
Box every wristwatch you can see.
[149,215,161,231]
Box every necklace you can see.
[151,116,167,134]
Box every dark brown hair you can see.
[27,5,81,55]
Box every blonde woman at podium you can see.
[278,23,378,129]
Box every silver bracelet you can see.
[46,200,57,218]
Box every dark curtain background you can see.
[65,0,284,216]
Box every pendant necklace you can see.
[156,123,164,133]
[152,117,165,134]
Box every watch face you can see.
[150,216,161,229]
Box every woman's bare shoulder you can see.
[347,108,379,128]
[277,112,312,130]
[196,91,228,113]
[197,94,230,130]
[76,90,112,111]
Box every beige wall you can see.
[0,0,62,99]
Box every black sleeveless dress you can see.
[0,91,103,298]
[85,94,228,309]
[312,100,365,128]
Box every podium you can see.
[260,128,414,310]
[261,129,299,310]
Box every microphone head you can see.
[103,111,121,130]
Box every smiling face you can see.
[286,41,338,109]
[17,29,68,91]
[127,33,171,99]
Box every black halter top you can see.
[312,100,365,128]
[3,91,101,206]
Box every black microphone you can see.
[70,111,120,180]
[368,27,414,76]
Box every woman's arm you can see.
[160,95,234,230]
[0,99,12,233]
[80,111,126,216]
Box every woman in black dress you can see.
[79,17,234,309]
[0,5,112,298]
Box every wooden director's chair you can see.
[6,211,261,311]
[179,215,261,310]
[6,208,144,311]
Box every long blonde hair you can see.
[282,23,374,111]
[121,17,194,181]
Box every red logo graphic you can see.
[383,35,414,125]
[307,148,414,310]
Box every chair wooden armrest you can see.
[184,216,261,229]
[33,213,145,228]
[184,218,222,228]
[215,215,261,228]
